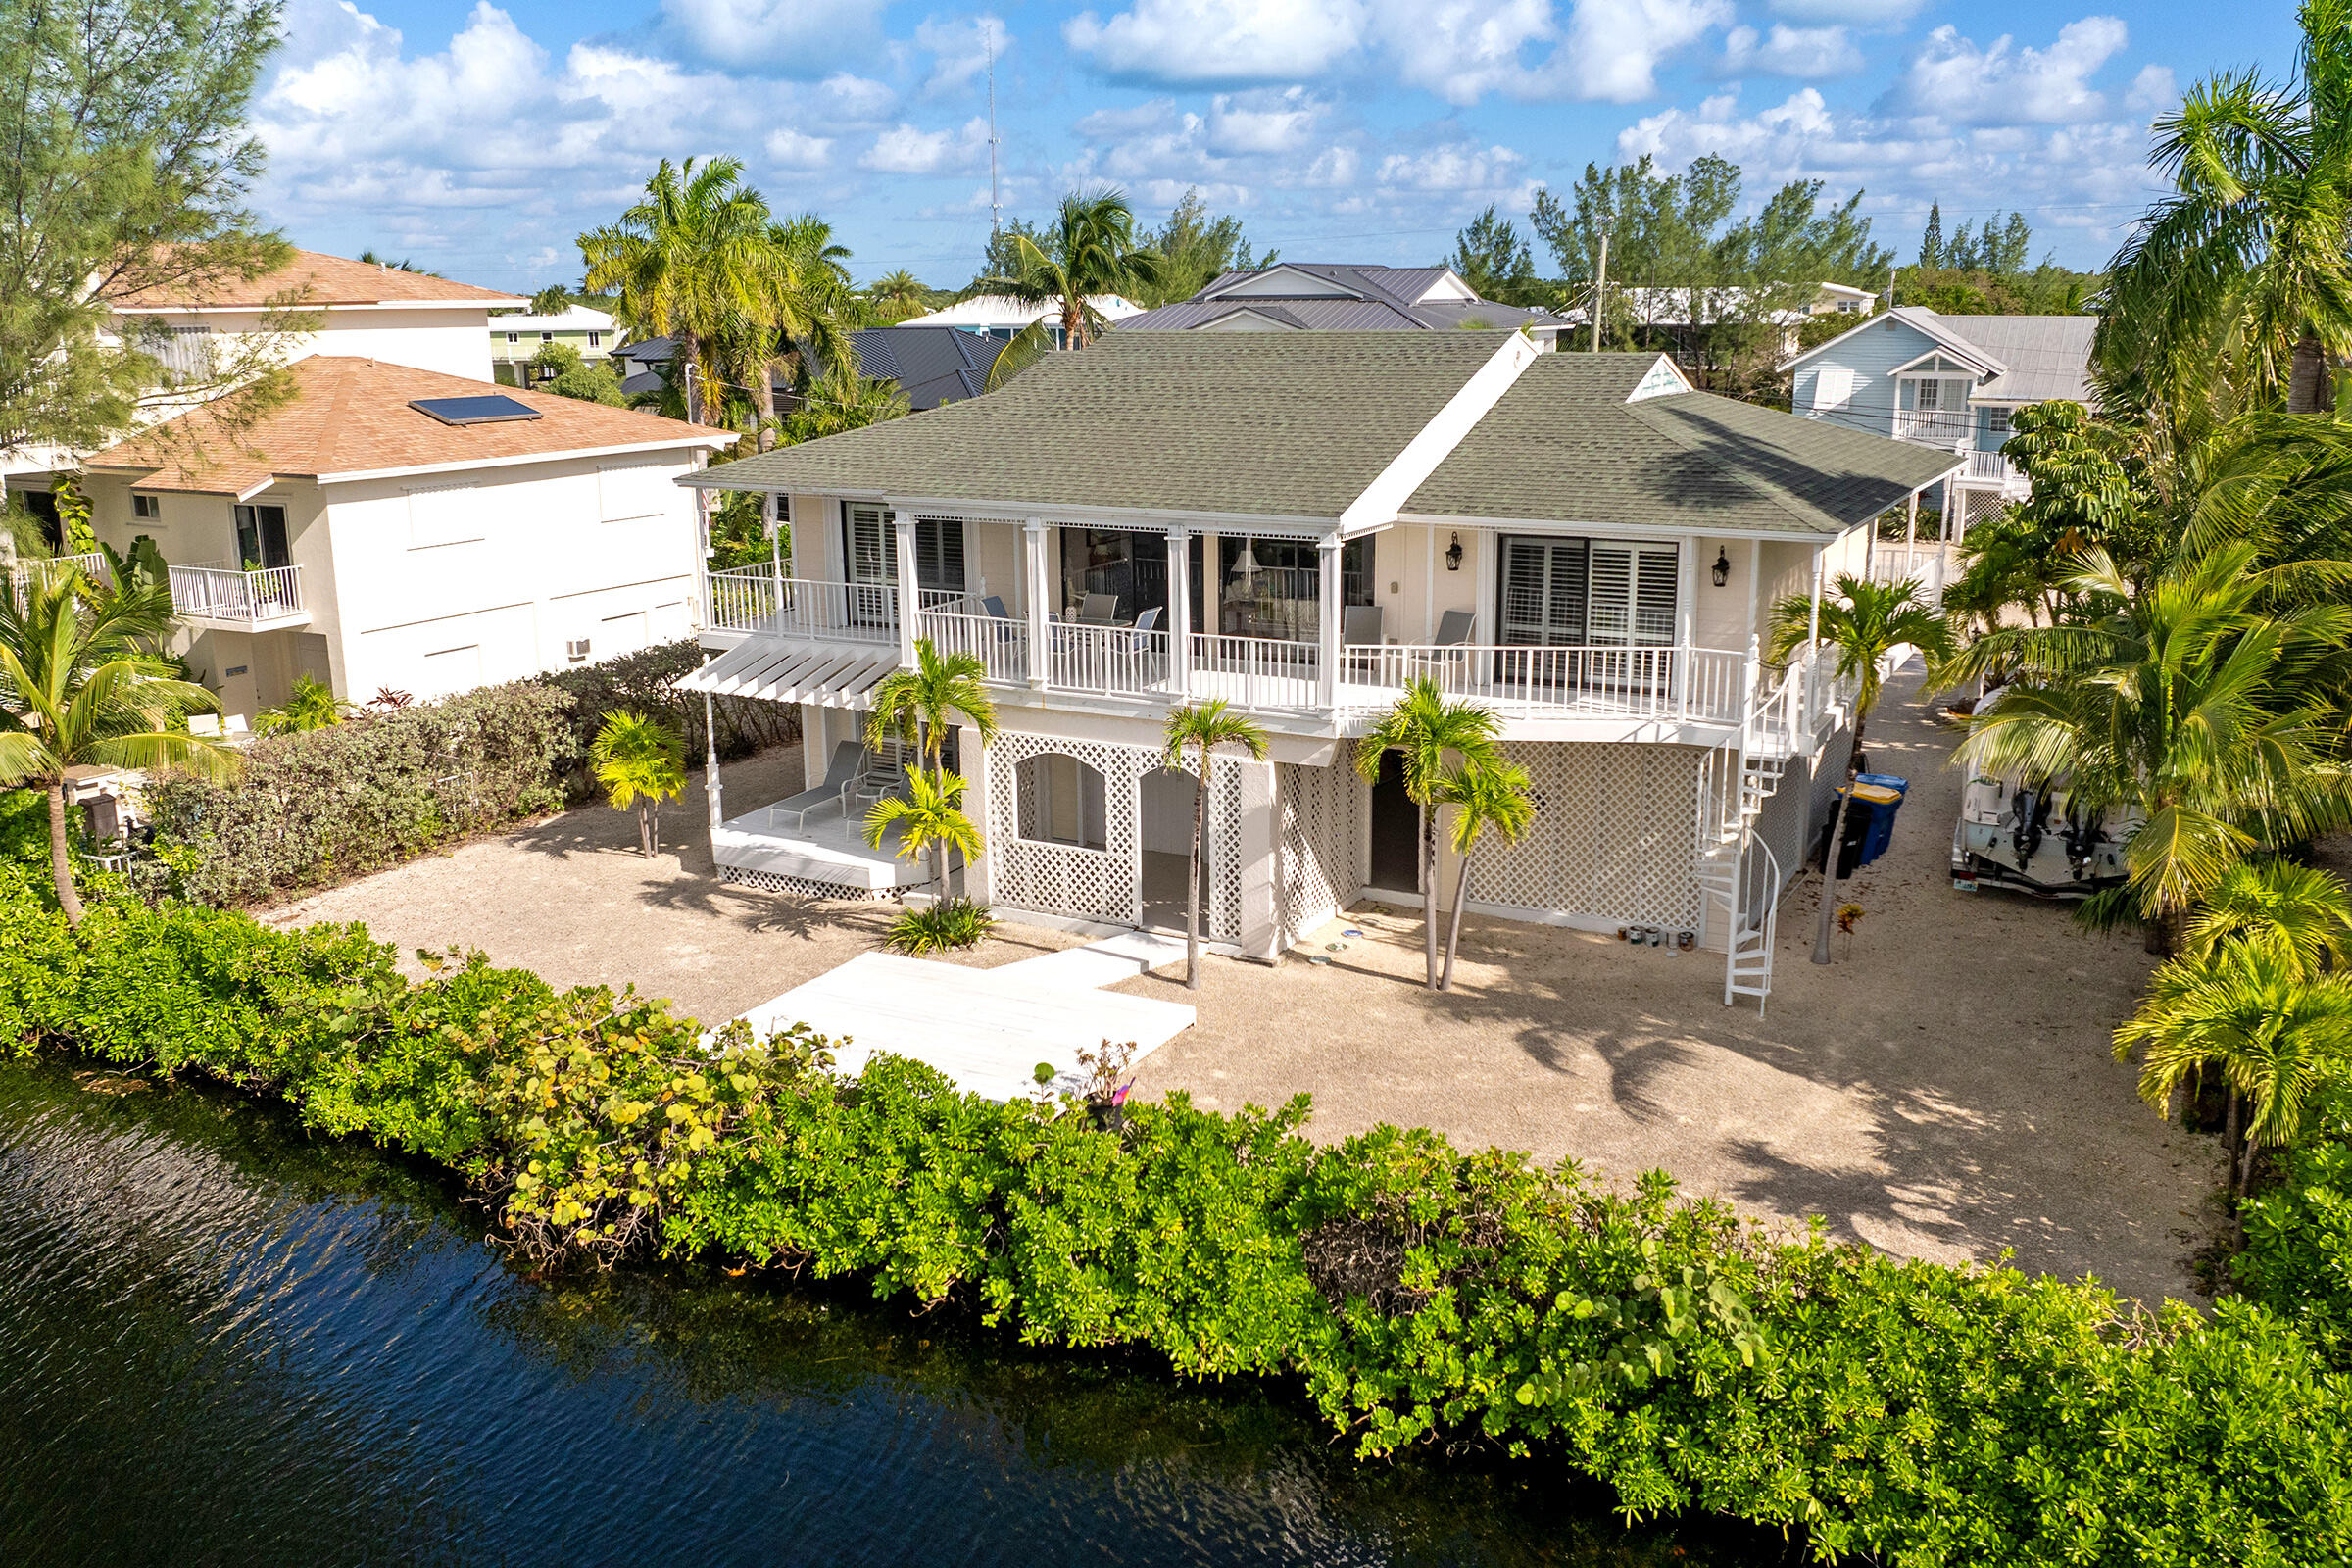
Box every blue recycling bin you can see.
[1851,772,1909,866]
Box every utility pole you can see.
[1589,223,1611,354]
[986,24,1002,238]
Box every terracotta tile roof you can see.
[85,357,733,495]
[112,249,522,310]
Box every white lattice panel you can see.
[1276,760,1363,944]
[1476,743,1706,930]
[719,865,885,902]
[1208,762,1244,941]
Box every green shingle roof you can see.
[693,336,1960,536]
[1402,354,1961,535]
[691,331,1509,522]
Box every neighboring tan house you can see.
[74,357,731,718]
[491,304,621,386]
[896,293,1146,344]
[1779,306,2097,539]
[678,332,1954,1007]
[6,249,523,524]
[1119,264,1559,333]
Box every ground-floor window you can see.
[1015,752,1107,852]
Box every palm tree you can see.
[258,674,353,734]
[2115,943,2352,1224]
[2098,0,2352,415]
[865,639,999,894]
[866,269,931,321]
[741,214,861,452]
[2183,859,2352,976]
[1434,758,1536,993]
[0,570,233,925]
[1937,543,2352,951]
[580,157,781,427]
[1160,701,1269,990]
[978,188,1166,389]
[1768,573,1957,965]
[864,769,986,895]
[1352,677,1505,991]
[589,709,686,858]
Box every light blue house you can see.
[1780,307,2096,545]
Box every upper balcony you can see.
[1891,409,1973,447]
[169,564,310,631]
[700,565,1838,751]
[4,552,109,608]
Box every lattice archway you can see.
[986,730,1243,937]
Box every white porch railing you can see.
[170,564,303,622]
[1047,619,1168,699]
[1892,411,1972,446]
[704,567,898,641]
[914,608,1029,684]
[1338,642,1748,726]
[1869,545,1949,607]
[1192,632,1322,710]
[1962,448,2018,483]
[5,552,108,607]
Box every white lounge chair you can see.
[762,742,863,830]
[188,713,221,738]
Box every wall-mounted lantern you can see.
[1711,547,1731,588]
[1445,532,1464,571]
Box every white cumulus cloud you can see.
[859,117,994,173]
[659,0,891,71]
[1207,86,1329,155]
[1888,17,2128,125]
[913,13,1009,96]
[1063,0,1366,81]
[1722,24,1862,78]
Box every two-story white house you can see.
[1780,306,2096,548]
[10,250,736,718]
[676,333,1956,1006]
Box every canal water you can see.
[0,1057,1789,1566]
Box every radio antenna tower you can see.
[986,24,1002,236]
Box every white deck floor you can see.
[734,951,1196,1101]
[711,804,926,892]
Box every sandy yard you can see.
[267,668,2223,1304]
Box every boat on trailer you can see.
[1951,776,2138,899]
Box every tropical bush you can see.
[2,869,2349,1565]
[145,680,569,905]
[884,896,995,954]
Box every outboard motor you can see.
[2062,799,2105,880]
[2008,786,2049,872]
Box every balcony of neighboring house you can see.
[4,552,110,608]
[168,563,310,631]
[699,561,1828,751]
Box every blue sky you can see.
[250,0,2303,293]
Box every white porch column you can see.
[1905,490,1918,549]
[1235,755,1281,960]
[1316,533,1343,713]
[958,720,994,906]
[1805,551,1826,732]
[892,509,919,667]
[1163,526,1193,701]
[769,500,785,636]
[702,690,724,833]
[1200,530,1221,637]
[1744,539,1762,649]
[1022,518,1050,688]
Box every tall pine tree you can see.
[1918,203,1945,269]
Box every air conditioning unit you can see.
[565,638,591,662]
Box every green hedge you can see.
[534,639,800,794]
[143,681,571,906]
[2239,1105,2352,1365]
[5,869,2349,1565]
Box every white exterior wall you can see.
[318,450,703,702]
[109,304,499,383]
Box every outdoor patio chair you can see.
[223,713,251,742]
[843,740,911,817]
[764,741,863,830]
[1342,604,1385,679]
[1077,593,1118,625]
[1434,609,1476,648]
[189,714,221,738]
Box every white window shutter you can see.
[1812,366,1854,412]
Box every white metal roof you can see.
[488,304,619,333]
[900,294,1145,331]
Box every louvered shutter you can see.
[915,516,966,591]
[1634,547,1678,645]
[1588,544,1634,646]
[1501,538,1585,645]
[846,504,890,583]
